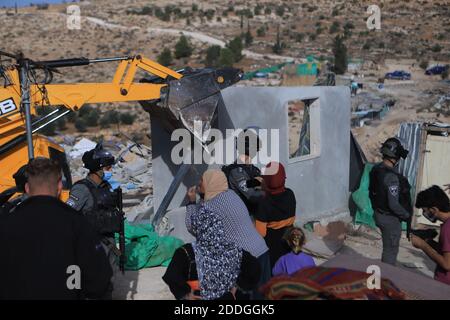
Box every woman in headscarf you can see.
[184,169,269,298]
[164,170,261,300]
[255,161,296,270]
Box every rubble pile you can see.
[418,88,450,116]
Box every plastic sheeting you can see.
[352,163,376,228]
[397,122,422,198]
[118,221,184,270]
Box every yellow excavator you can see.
[0,51,242,202]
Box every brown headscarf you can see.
[202,169,229,201]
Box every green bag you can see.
[117,221,184,270]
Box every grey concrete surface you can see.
[113,267,173,300]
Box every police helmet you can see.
[82,144,115,172]
[380,137,409,160]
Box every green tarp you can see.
[352,163,376,228]
[116,221,184,270]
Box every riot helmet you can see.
[82,144,115,172]
[380,137,409,160]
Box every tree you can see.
[254,4,262,16]
[227,36,244,62]
[174,35,193,59]
[245,22,253,47]
[442,69,449,80]
[104,110,120,124]
[257,26,266,37]
[120,113,136,125]
[272,26,285,54]
[78,104,94,118]
[99,115,111,128]
[205,9,215,21]
[419,60,428,70]
[295,33,305,43]
[85,109,99,127]
[75,118,87,132]
[431,44,442,52]
[276,5,284,17]
[205,45,221,67]
[67,111,77,123]
[329,21,340,34]
[333,35,348,75]
[218,48,234,67]
[157,48,173,66]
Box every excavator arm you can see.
[0,53,242,147]
[0,52,242,193]
[1,55,180,118]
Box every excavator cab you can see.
[0,135,72,203]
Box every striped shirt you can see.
[186,190,268,258]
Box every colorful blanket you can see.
[261,266,406,300]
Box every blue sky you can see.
[1,0,78,8]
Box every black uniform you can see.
[222,163,264,215]
[67,177,122,299]
[0,195,112,300]
[369,162,412,265]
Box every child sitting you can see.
[272,227,315,276]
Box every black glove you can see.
[246,179,261,188]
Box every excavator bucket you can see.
[140,67,242,143]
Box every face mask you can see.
[423,210,438,223]
[103,171,113,181]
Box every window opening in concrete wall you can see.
[287,98,320,161]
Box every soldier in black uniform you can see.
[0,157,112,299]
[369,137,412,265]
[66,144,122,299]
[222,128,265,216]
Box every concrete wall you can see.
[151,86,351,228]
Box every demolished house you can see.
[148,86,352,241]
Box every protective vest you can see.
[369,164,412,219]
[74,179,122,235]
[222,163,261,208]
